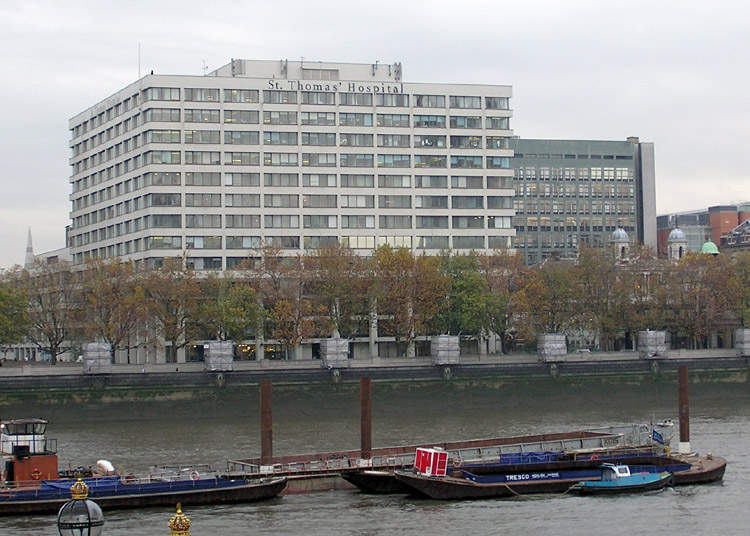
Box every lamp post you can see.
[169,503,191,535]
[56,478,104,536]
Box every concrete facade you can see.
[68,59,515,267]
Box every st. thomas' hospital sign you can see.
[267,80,405,94]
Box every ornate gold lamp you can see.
[56,478,105,536]
[169,503,191,536]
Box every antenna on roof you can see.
[202,59,208,76]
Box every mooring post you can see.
[678,366,690,454]
[360,376,372,461]
[260,379,273,465]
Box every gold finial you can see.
[70,477,89,500]
[168,503,191,536]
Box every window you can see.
[452,196,483,209]
[264,236,300,249]
[451,176,483,189]
[224,89,259,103]
[303,174,336,187]
[226,194,260,207]
[146,193,181,207]
[416,215,448,228]
[487,196,512,209]
[143,87,179,101]
[377,236,412,248]
[302,132,336,146]
[340,194,374,208]
[415,195,448,209]
[378,154,410,168]
[263,90,297,104]
[341,235,374,249]
[145,129,180,143]
[451,156,483,169]
[301,112,335,126]
[487,176,512,189]
[453,236,484,249]
[263,152,298,166]
[304,236,338,249]
[340,133,373,147]
[413,135,446,148]
[375,94,409,107]
[185,151,220,165]
[486,136,510,149]
[144,172,181,186]
[378,175,410,188]
[378,134,410,147]
[264,215,299,228]
[304,215,337,228]
[225,131,259,145]
[147,236,182,249]
[486,116,510,130]
[417,236,449,249]
[186,235,221,249]
[450,95,482,108]
[341,215,374,228]
[413,115,446,128]
[264,194,298,208]
[263,132,298,145]
[488,216,512,228]
[379,195,411,208]
[226,235,261,248]
[340,93,373,106]
[184,109,220,123]
[184,88,219,102]
[224,152,260,166]
[340,174,374,187]
[301,91,335,105]
[380,215,411,229]
[414,95,445,108]
[147,214,181,228]
[183,130,220,144]
[376,114,409,127]
[340,153,373,167]
[263,111,297,125]
[487,156,510,169]
[224,172,259,186]
[186,214,221,228]
[414,155,446,168]
[264,173,299,187]
[415,175,447,188]
[450,116,482,129]
[226,215,261,228]
[451,136,482,149]
[339,113,373,127]
[302,153,336,167]
[185,193,220,207]
[144,151,180,164]
[303,194,336,208]
[485,97,509,110]
[224,110,259,124]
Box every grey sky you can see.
[1,0,747,268]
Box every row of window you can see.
[515,200,636,216]
[515,183,635,198]
[516,167,634,181]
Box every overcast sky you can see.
[1,0,747,268]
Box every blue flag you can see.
[652,429,665,445]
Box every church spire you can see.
[24,228,34,268]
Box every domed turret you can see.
[667,227,688,261]
[667,228,687,243]
[612,228,629,242]
[611,228,630,260]
[700,239,719,255]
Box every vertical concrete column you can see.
[369,299,378,359]
[678,366,690,454]
[260,380,273,465]
[360,377,372,460]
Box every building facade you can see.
[510,138,656,265]
[656,203,750,256]
[68,59,515,268]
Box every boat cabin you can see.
[1,418,58,486]
[601,464,631,481]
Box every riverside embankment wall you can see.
[0,350,747,406]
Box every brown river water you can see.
[1,380,748,535]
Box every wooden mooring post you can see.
[678,366,691,454]
[260,380,273,465]
[360,376,372,460]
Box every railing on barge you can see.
[226,424,661,477]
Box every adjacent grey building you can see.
[511,138,656,265]
[68,59,515,268]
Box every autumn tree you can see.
[370,246,449,355]
[16,259,78,364]
[731,251,750,327]
[0,273,29,347]
[77,258,145,363]
[142,258,201,363]
[198,272,261,343]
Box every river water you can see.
[1,380,748,535]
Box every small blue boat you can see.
[570,464,672,495]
